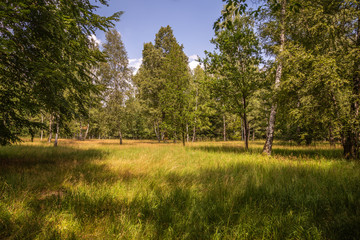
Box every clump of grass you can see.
[0,139,359,239]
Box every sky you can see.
[90,0,228,72]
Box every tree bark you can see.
[54,115,59,147]
[79,121,83,140]
[119,130,123,145]
[241,121,244,141]
[154,121,160,142]
[243,98,249,150]
[84,123,90,140]
[223,115,226,141]
[48,114,53,143]
[40,113,44,141]
[186,123,189,142]
[182,129,185,146]
[30,128,34,142]
[263,0,286,155]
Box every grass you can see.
[0,139,359,239]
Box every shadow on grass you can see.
[191,145,344,160]
[130,161,360,239]
[0,144,147,239]
[0,144,357,239]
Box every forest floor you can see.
[0,139,359,239]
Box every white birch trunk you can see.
[263,0,286,155]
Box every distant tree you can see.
[98,29,131,144]
[135,26,190,144]
[133,42,164,142]
[160,42,191,145]
[205,13,262,150]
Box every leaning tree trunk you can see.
[79,121,83,141]
[54,115,59,147]
[263,0,286,155]
[343,15,360,159]
[48,114,53,143]
[84,123,90,140]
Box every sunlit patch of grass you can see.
[0,139,359,239]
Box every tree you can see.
[135,26,190,144]
[205,12,262,150]
[261,0,287,155]
[160,42,191,146]
[98,29,131,144]
[0,0,121,145]
[133,42,164,142]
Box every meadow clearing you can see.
[0,139,359,239]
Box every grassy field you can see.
[0,139,359,239]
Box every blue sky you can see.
[90,0,259,72]
[90,0,227,71]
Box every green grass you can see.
[0,139,359,239]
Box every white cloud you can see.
[188,54,203,70]
[189,60,200,70]
[128,54,202,74]
[89,34,101,46]
[129,58,143,74]
[189,55,199,61]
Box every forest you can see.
[1,0,360,239]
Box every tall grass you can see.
[0,139,359,239]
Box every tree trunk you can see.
[263,0,286,155]
[54,115,59,147]
[252,128,255,141]
[162,131,166,142]
[192,123,196,142]
[48,114,53,143]
[79,121,83,140]
[154,121,160,142]
[186,123,189,142]
[243,98,249,150]
[343,16,360,159]
[182,129,185,146]
[223,115,226,141]
[119,130,123,145]
[84,123,90,140]
[40,113,44,141]
[329,124,335,147]
[30,128,34,142]
[174,131,177,143]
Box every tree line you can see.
[1,0,359,159]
